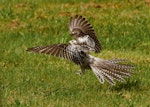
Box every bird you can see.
[69,15,102,53]
[27,15,134,85]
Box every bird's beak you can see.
[70,33,73,36]
[70,33,77,39]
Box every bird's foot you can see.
[76,70,84,76]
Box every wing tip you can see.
[26,47,38,52]
[26,47,33,52]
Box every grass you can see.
[0,0,150,107]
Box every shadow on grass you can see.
[43,78,144,97]
[110,79,142,92]
[43,79,142,97]
[43,84,103,97]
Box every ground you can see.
[0,0,150,107]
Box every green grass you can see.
[0,0,150,107]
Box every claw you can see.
[76,69,84,76]
[76,70,82,76]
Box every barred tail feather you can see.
[89,56,134,85]
[90,66,105,84]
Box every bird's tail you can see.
[89,55,134,85]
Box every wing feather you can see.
[27,44,85,65]
[69,15,102,53]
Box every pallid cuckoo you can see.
[27,15,134,85]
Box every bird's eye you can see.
[72,31,75,34]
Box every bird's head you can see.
[70,28,84,38]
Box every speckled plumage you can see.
[27,15,134,85]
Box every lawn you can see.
[0,0,150,107]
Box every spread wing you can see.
[68,15,102,53]
[27,44,85,65]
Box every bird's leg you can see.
[76,66,86,76]
[76,69,83,76]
